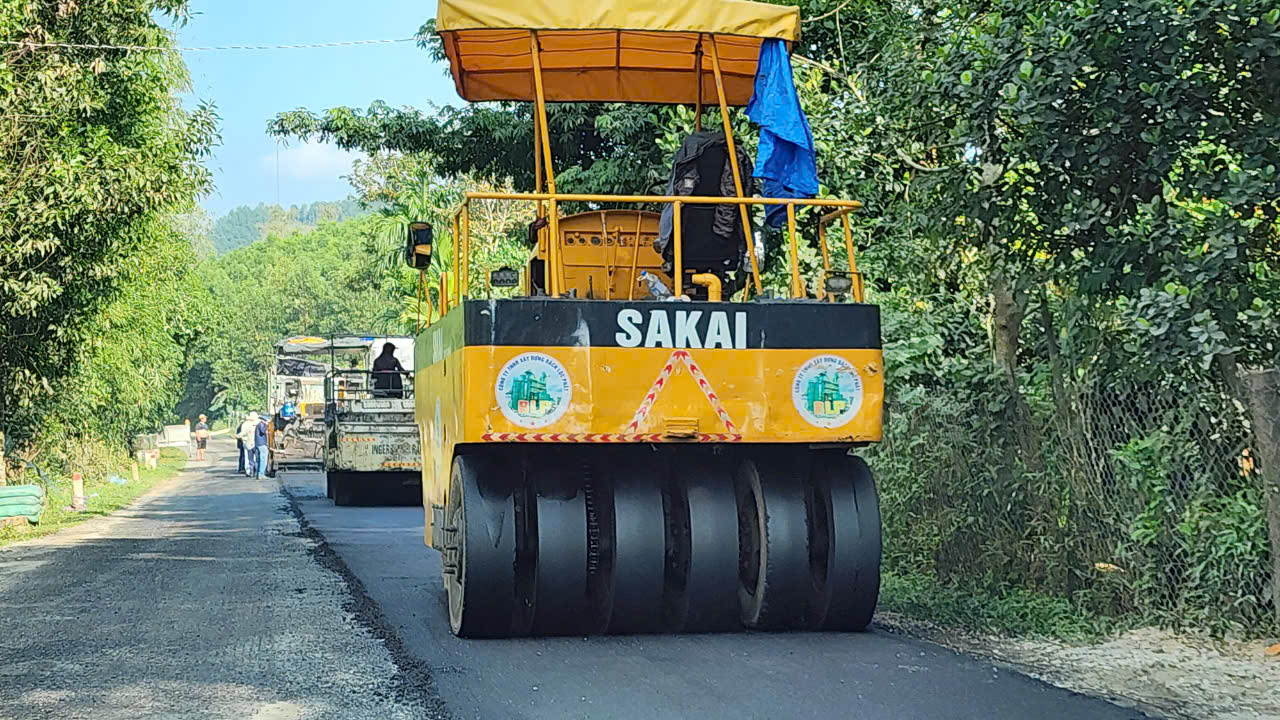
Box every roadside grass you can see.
[878,571,1121,642]
[0,448,187,547]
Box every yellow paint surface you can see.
[414,343,883,546]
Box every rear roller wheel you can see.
[736,453,811,630]
[443,452,519,638]
[806,453,881,631]
[528,454,593,636]
[666,453,740,633]
[606,453,666,634]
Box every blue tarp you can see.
[746,39,819,228]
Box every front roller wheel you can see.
[736,453,811,630]
[443,452,519,638]
[807,453,881,631]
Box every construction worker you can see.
[255,413,269,479]
[236,413,258,477]
[372,343,406,398]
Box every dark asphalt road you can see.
[282,469,1154,720]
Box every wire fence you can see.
[867,375,1278,637]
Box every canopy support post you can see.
[786,202,803,298]
[694,36,704,132]
[673,200,684,297]
[534,98,545,218]
[451,211,461,309]
[460,199,471,302]
[628,211,642,301]
[530,31,561,298]
[841,213,863,302]
[708,36,762,296]
[817,217,832,301]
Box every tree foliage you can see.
[1,1,216,450]
[182,216,401,416]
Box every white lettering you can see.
[619,308,748,349]
[616,309,643,347]
[644,309,673,347]
[705,312,733,349]
[675,310,703,349]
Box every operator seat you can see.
[657,132,754,299]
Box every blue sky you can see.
[174,2,461,216]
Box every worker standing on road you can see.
[255,413,269,479]
[194,414,209,462]
[236,413,258,477]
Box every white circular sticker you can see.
[495,352,571,429]
[792,355,864,429]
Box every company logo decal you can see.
[495,352,571,428]
[792,355,863,429]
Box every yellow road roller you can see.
[411,0,884,637]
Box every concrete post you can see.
[1243,368,1280,627]
[131,461,140,484]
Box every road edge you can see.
[277,481,454,720]
[874,612,1170,719]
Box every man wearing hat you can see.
[236,412,259,478]
[194,414,210,462]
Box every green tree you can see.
[185,216,401,414]
[1,1,217,448]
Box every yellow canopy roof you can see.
[435,0,800,105]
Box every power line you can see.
[0,37,415,53]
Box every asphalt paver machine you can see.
[319,335,421,505]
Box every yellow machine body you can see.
[414,298,883,545]
[534,210,670,300]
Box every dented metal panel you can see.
[329,423,422,473]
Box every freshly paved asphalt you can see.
[280,467,1155,720]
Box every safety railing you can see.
[431,192,866,321]
[324,370,415,402]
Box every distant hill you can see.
[211,198,365,255]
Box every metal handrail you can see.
[447,192,864,308]
[325,369,416,401]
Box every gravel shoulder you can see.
[876,612,1280,720]
[0,438,446,720]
